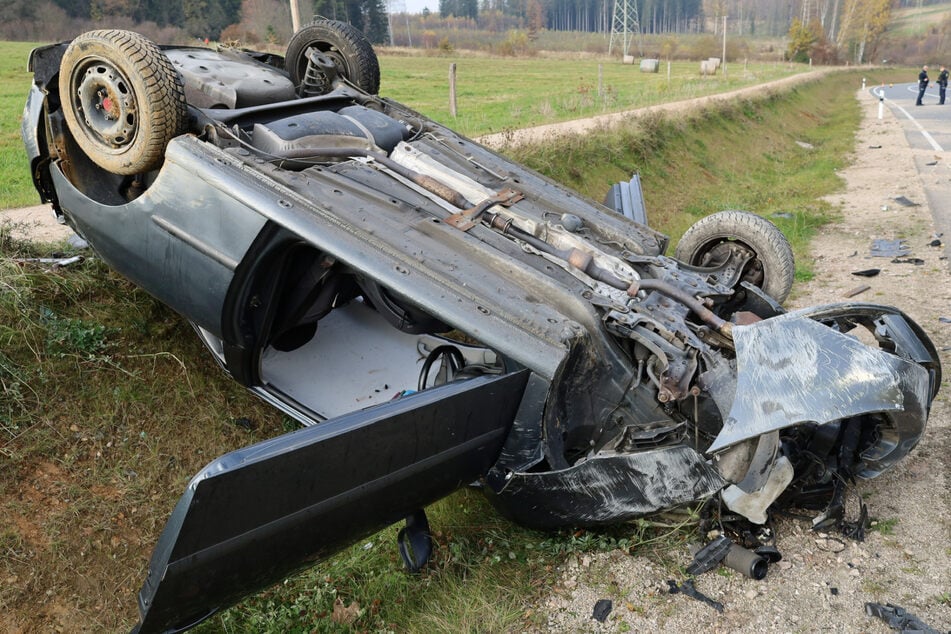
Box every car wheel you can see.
[58,30,187,175]
[674,210,795,303]
[286,20,380,94]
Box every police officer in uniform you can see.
[917,65,929,105]
[938,66,949,105]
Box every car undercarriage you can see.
[21,23,941,633]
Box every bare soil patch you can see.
[0,204,72,242]
[537,91,951,632]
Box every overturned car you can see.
[22,23,941,633]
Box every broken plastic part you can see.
[721,456,794,524]
[592,599,612,623]
[686,535,732,576]
[397,510,432,573]
[667,579,724,613]
[893,196,919,207]
[753,545,782,564]
[865,602,944,633]
[687,536,769,580]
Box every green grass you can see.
[0,63,866,633]
[889,1,951,36]
[870,517,900,535]
[0,41,44,209]
[1,39,806,209]
[506,70,870,284]
[380,55,806,137]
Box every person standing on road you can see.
[917,65,929,105]
[938,66,949,105]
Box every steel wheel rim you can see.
[71,58,138,151]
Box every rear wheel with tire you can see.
[59,30,187,175]
[285,20,380,94]
[674,210,795,303]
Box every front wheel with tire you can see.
[59,30,187,175]
[285,20,380,95]
[674,210,795,303]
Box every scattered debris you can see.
[13,255,83,267]
[891,257,925,265]
[844,285,871,298]
[67,234,89,249]
[868,144,882,149]
[771,212,794,219]
[687,536,732,575]
[925,160,939,166]
[893,196,919,207]
[591,599,612,623]
[667,579,724,613]
[829,587,839,596]
[865,602,944,633]
[928,239,943,247]
[331,598,361,625]
[938,317,951,324]
[851,268,880,277]
[231,417,253,431]
[753,545,782,563]
[688,535,770,580]
[796,141,815,150]
[870,239,911,257]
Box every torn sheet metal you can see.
[487,446,726,529]
[870,239,911,257]
[708,310,932,470]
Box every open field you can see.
[2,38,806,209]
[0,41,42,209]
[378,55,804,137]
[1,67,891,632]
[890,1,951,36]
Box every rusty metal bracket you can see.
[446,188,523,231]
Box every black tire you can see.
[59,30,187,175]
[286,20,380,94]
[674,210,795,303]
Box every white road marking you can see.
[888,97,945,152]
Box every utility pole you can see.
[290,0,301,33]
[722,15,728,77]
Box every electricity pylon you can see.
[608,0,643,58]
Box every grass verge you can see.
[507,70,872,285]
[0,41,43,209]
[3,38,805,209]
[0,71,866,632]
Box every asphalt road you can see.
[872,82,951,262]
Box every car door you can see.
[133,369,529,633]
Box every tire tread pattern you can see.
[285,20,380,94]
[674,210,795,303]
[59,29,187,174]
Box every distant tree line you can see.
[432,0,885,38]
[786,0,895,64]
[45,0,243,39]
[25,0,388,42]
[2,0,946,63]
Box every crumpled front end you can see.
[486,302,940,528]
